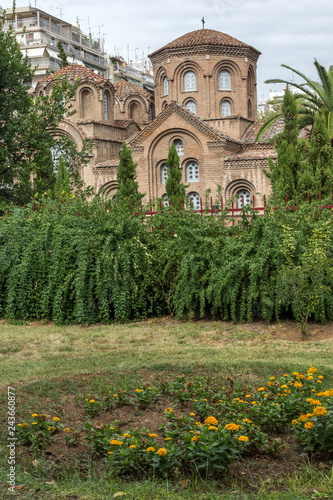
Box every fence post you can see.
[200,197,203,215]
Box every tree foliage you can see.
[57,40,68,68]
[165,143,187,210]
[116,143,144,209]
[256,60,333,141]
[0,8,90,205]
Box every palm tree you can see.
[256,60,333,141]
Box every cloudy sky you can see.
[13,0,333,102]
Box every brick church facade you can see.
[35,28,278,207]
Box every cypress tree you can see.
[263,89,305,201]
[57,41,68,68]
[299,113,333,198]
[165,143,187,209]
[54,157,70,193]
[116,142,143,209]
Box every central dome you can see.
[149,29,260,58]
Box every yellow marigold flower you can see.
[238,436,249,442]
[270,377,275,381]
[283,374,289,377]
[294,382,303,388]
[89,399,95,403]
[251,401,257,405]
[284,389,291,394]
[296,374,305,380]
[64,428,71,432]
[53,417,60,422]
[307,367,317,374]
[135,389,144,392]
[17,424,22,427]
[32,413,38,417]
[299,413,312,422]
[149,433,158,438]
[312,406,327,417]
[146,447,155,452]
[165,407,173,413]
[267,382,273,387]
[208,426,218,430]
[317,380,322,384]
[123,433,131,438]
[164,437,172,441]
[281,385,287,389]
[147,387,152,390]
[204,416,218,426]
[157,448,167,456]
[225,423,242,431]
[318,375,324,380]
[317,391,330,397]
[32,422,38,425]
[129,445,136,449]
[190,412,195,417]
[293,372,299,376]
[196,421,203,427]
[243,418,252,424]
[107,451,113,454]
[292,420,299,425]
[276,403,279,406]
[312,389,316,393]
[113,394,118,397]
[110,440,120,445]
[307,376,314,381]
[257,387,265,392]
[202,399,208,402]
[304,421,315,429]
[310,399,322,406]
[48,426,56,431]
[264,394,268,397]
[245,395,251,398]
[23,423,29,428]
[193,399,198,402]
[191,436,199,442]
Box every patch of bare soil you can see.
[237,319,333,341]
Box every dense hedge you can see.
[0,196,332,324]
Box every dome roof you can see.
[38,64,108,86]
[149,29,260,57]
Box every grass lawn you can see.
[0,317,332,499]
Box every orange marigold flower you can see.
[157,448,167,456]
[312,406,327,417]
[208,425,218,430]
[257,387,265,392]
[307,367,317,374]
[146,447,155,452]
[191,436,199,442]
[225,423,242,431]
[129,445,136,449]
[238,436,249,442]
[204,416,218,426]
[304,421,315,429]
[149,433,158,438]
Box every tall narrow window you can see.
[248,100,252,120]
[149,104,155,121]
[186,161,199,182]
[104,93,108,120]
[174,139,184,156]
[185,100,196,115]
[163,76,168,96]
[188,192,200,210]
[184,71,196,91]
[160,164,168,184]
[219,70,231,90]
[237,189,251,208]
[221,100,231,117]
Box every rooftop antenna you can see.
[56,7,64,19]
[201,17,205,29]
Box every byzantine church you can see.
[35,28,281,209]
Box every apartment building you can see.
[3,6,109,87]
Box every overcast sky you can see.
[12,0,333,102]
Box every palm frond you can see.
[255,111,282,142]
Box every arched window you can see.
[248,100,252,120]
[162,194,169,207]
[163,76,168,96]
[247,67,255,95]
[129,101,140,123]
[188,192,200,210]
[149,104,155,121]
[237,189,251,208]
[162,101,168,110]
[81,88,93,119]
[184,71,196,91]
[219,70,231,90]
[160,163,168,184]
[186,161,199,182]
[103,93,108,120]
[221,100,231,117]
[185,100,196,115]
[174,139,184,156]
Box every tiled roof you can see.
[38,64,108,85]
[149,29,259,56]
[224,150,276,161]
[243,119,312,144]
[114,119,136,129]
[113,80,152,99]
